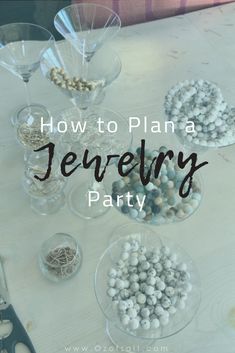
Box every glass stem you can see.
[24,80,31,107]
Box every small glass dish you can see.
[39,233,82,282]
[15,104,51,151]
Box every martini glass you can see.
[54,3,121,63]
[0,22,54,125]
[40,41,121,110]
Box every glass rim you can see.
[54,3,121,30]
[40,233,82,268]
[0,22,55,41]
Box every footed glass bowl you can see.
[94,224,201,346]
[105,145,203,226]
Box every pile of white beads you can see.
[165,80,235,147]
[50,67,104,92]
[107,239,192,332]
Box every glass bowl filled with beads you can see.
[94,224,201,347]
[39,232,82,282]
[164,79,235,152]
[105,145,203,225]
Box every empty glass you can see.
[54,3,121,62]
[0,22,54,125]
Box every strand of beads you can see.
[164,80,235,147]
[107,239,192,332]
[50,67,104,92]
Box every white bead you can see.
[127,308,137,318]
[123,242,131,252]
[130,282,139,293]
[118,301,128,311]
[156,281,166,291]
[165,286,175,297]
[146,276,156,286]
[131,240,139,251]
[107,288,116,297]
[129,318,139,330]
[147,295,157,305]
[151,318,160,329]
[154,306,164,316]
[155,290,162,299]
[116,279,125,290]
[129,274,139,283]
[141,319,151,330]
[147,268,156,277]
[108,278,116,287]
[121,252,129,261]
[145,286,155,296]
[161,297,171,309]
[168,306,177,315]
[121,314,130,326]
[140,307,150,318]
[129,257,138,266]
[141,261,150,271]
[137,293,146,304]
[108,268,117,278]
[126,299,134,308]
[163,260,172,269]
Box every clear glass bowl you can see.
[39,233,82,282]
[104,145,203,225]
[94,225,201,344]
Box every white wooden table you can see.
[1,3,235,352]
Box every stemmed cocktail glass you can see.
[0,23,54,125]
